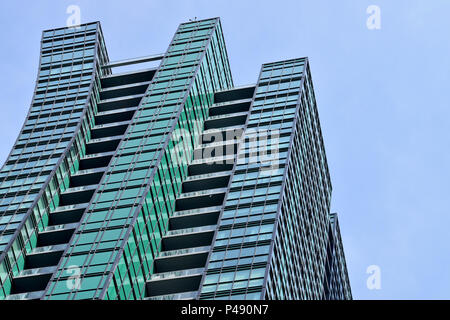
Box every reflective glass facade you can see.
[0,17,350,300]
[199,59,305,300]
[0,22,108,300]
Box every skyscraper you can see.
[0,17,351,300]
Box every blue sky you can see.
[1,0,449,299]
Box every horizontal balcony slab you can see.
[49,203,88,225]
[43,222,78,233]
[146,274,202,298]
[149,267,204,282]
[85,136,123,154]
[103,55,163,69]
[12,269,54,294]
[26,244,68,269]
[172,206,223,218]
[91,121,130,139]
[169,209,220,231]
[214,85,256,103]
[202,125,245,138]
[165,225,217,237]
[204,112,248,130]
[197,137,241,150]
[154,249,209,273]
[37,222,78,247]
[100,82,150,100]
[70,167,106,188]
[175,188,227,211]
[81,150,116,160]
[158,246,211,259]
[95,107,137,125]
[5,290,45,300]
[96,99,144,116]
[100,68,156,89]
[185,170,231,182]
[177,187,228,200]
[209,98,252,117]
[193,141,239,162]
[144,290,197,300]
[15,265,57,279]
[188,156,235,176]
[28,243,68,255]
[162,228,215,251]
[61,184,97,194]
[59,185,97,206]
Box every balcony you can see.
[170,206,221,230]
[95,106,138,125]
[146,271,203,298]
[188,155,235,176]
[182,171,231,193]
[193,139,239,161]
[37,222,77,247]
[70,167,106,188]
[154,247,210,273]
[11,266,56,294]
[145,290,197,300]
[209,98,252,117]
[162,225,216,251]
[59,185,97,206]
[25,244,68,269]
[214,85,255,103]
[49,203,89,225]
[79,151,114,170]
[100,81,150,100]
[85,136,123,154]
[100,68,156,89]
[204,112,248,130]
[90,120,131,139]
[4,290,45,300]
[201,126,245,145]
[175,188,227,211]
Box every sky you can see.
[0,0,449,299]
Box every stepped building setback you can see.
[0,18,351,300]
